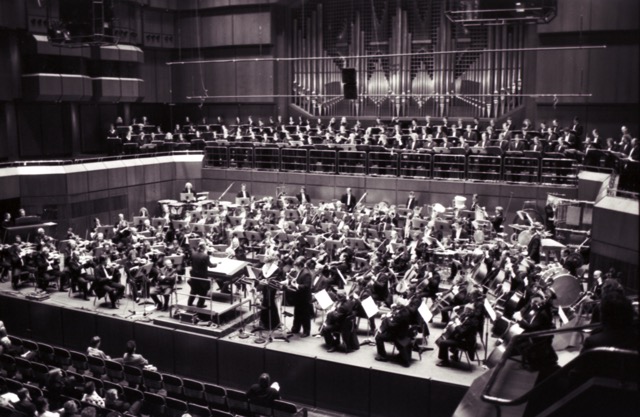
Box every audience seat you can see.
[69,350,89,373]
[142,368,163,392]
[123,364,143,388]
[165,396,189,417]
[188,402,213,417]
[225,388,251,416]
[182,378,206,405]
[203,383,228,411]
[141,391,166,415]
[87,356,106,377]
[162,373,183,398]
[272,399,308,417]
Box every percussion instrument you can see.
[453,195,467,209]
[432,203,446,214]
[545,273,581,308]
[516,229,533,246]
[491,316,524,343]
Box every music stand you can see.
[236,197,250,206]
[180,193,196,203]
[151,218,167,229]
[359,296,379,346]
[132,216,145,227]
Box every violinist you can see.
[93,256,125,309]
[374,297,413,367]
[436,302,482,367]
[66,251,91,300]
[125,249,145,302]
[413,262,440,301]
[150,258,176,311]
[321,290,359,352]
[491,206,505,233]
[35,246,60,291]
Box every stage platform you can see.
[0,276,580,417]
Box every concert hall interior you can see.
[0,1,638,417]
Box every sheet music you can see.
[361,296,379,319]
[418,300,433,324]
[558,306,569,324]
[314,289,334,310]
[484,298,497,322]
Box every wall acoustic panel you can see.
[29,303,64,346]
[61,308,97,351]
[217,340,264,390]
[172,330,219,383]
[0,295,31,339]
[233,12,271,45]
[235,60,274,102]
[370,370,430,417]
[264,349,316,406]
[315,359,369,417]
[201,15,233,47]
[94,315,135,358]
[133,322,175,373]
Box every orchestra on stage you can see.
[1,182,606,370]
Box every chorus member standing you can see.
[290,257,313,337]
[296,186,311,205]
[237,183,251,199]
[188,242,217,308]
[340,187,358,213]
[405,191,419,210]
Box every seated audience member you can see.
[582,292,638,352]
[105,389,135,414]
[86,336,110,359]
[60,400,81,417]
[80,407,97,417]
[0,320,14,355]
[34,396,60,417]
[246,373,280,405]
[14,387,37,416]
[81,381,105,408]
[122,340,152,369]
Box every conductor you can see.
[188,242,218,308]
[340,187,358,213]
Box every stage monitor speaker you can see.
[343,83,357,100]
[342,68,356,84]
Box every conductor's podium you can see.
[173,258,251,325]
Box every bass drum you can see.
[541,267,580,308]
[517,229,533,246]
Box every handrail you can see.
[0,150,203,168]
[480,322,636,407]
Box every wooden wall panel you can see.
[201,15,234,47]
[176,16,200,49]
[235,60,274,102]
[141,51,158,102]
[538,0,591,33]
[587,46,638,104]
[16,103,42,157]
[233,12,271,45]
[0,32,21,100]
[41,103,68,157]
[155,50,172,103]
[206,62,237,103]
[144,9,163,34]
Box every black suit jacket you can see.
[191,250,215,278]
[340,193,357,212]
[236,190,251,199]
[406,197,419,210]
[296,192,311,204]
